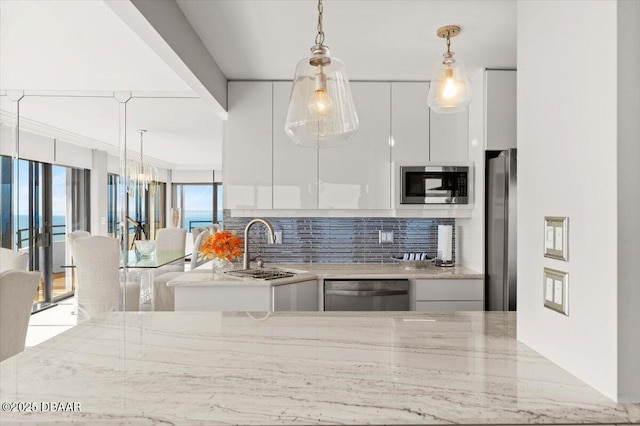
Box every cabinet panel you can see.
[415,279,483,301]
[225,82,273,209]
[272,82,318,209]
[429,109,469,162]
[318,82,391,209]
[486,70,517,150]
[391,82,430,164]
[273,280,319,311]
[415,300,484,311]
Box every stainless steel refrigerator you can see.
[486,149,517,311]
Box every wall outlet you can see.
[543,267,569,316]
[378,230,394,244]
[274,230,283,244]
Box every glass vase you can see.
[212,257,234,272]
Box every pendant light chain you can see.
[139,130,146,164]
[314,0,325,46]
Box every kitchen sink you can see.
[224,268,295,281]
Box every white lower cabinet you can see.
[174,279,319,312]
[413,279,484,311]
[272,280,319,311]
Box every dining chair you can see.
[155,228,187,273]
[152,229,209,311]
[74,236,140,322]
[67,230,90,262]
[0,247,29,272]
[66,230,90,314]
[0,270,40,361]
[191,224,222,244]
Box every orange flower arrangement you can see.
[199,230,243,261]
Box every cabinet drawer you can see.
[415,279,483,301]
[415,300,484,312]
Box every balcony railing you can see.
[16,224,67,249]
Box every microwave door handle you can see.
[325,289,408,297]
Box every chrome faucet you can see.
[243,218,276,270]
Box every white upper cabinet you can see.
[391,82,430,164]
[429,109,469,162]
[272,81,318,209]
[486,69,517,150]
[318,82,391,210]
[225,81,273,210]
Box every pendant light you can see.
[428,25,472,113]
[285,0,359,148]
[127,129,158,196]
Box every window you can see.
[173,183,223,232]
[107,173,165,241]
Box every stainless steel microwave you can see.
[400,165,469,204]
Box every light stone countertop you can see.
[1,311,638,425]
[167,262,483,287]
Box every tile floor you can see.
[25,299,76,347]
[25,299,152,348]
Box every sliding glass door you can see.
[1,155,89,310]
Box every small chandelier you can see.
[428,25,472,113]
[127,129,158,196]
[284,0,359,148]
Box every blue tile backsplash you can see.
[222,212,455,263]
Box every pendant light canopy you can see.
[127,129,158,196]
[428,25,472,114]
[285,0,359,148]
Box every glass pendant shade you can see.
[126,131,158,196]
[428,57,472,113]
[126,160,158,196]
[285,49,359,148]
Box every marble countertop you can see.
[1,311,638,425]
[167,266,318,287]
[273,262,483,279]
[168,262,483,287]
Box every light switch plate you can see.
[544,216,568,261]
[274,230,283,244]
[543,268,569,316]
[379,230,394,244]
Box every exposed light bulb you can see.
[308,70,333,116]
[443,67,457,98]
[308,88,333,116]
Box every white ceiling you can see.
[0,0,221,169]
[1,0,517,170]
[177,0,517,80]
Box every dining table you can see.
[63,249,192,304]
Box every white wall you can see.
[616,0,640,403]
[517,0,638,402]
[172,169,219,183]
[90,150,109,236]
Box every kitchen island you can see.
[168,262,484,311]
[1,311,638,425]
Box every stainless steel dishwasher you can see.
[324,279,409,311]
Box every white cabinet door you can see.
[272,280,319,311]
[318,82,391,209]
[486,70,517,150]
[429,109,469,162]
[272,82,318,209]
[391,82,430,164]
[225,82,273,209]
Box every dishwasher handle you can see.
[325,289,408,297]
